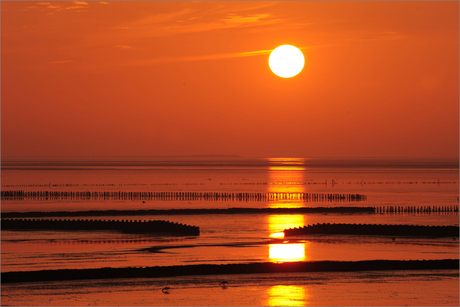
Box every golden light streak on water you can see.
[267,285,307,306]
[268,215,305,235]
[267,162,308,262]
[269,243,306,262]
[269,166,306,171]
[268,158,307,208]
[268,157,307,165]
[267,215,308,263]
[269,232,285,238]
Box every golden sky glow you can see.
[1,1,458,158]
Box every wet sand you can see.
[3,259,458,283]
[2,270,458,306]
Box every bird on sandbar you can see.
[219,281,228,289]
[162,287,170,294]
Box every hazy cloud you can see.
[160,12,280,35]
[221,13,271,24]
[20,6,39,11]
[133,9,196,26]
[129,45,322,66]
[32,1,89,12]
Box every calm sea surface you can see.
[1,157,459,305]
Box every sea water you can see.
[1,157,459,305]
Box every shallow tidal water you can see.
[1,157,459,305]
[2,271,459,306]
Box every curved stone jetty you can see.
[2,259,458,283]
[284,223,459,237]
[1,219,200,236]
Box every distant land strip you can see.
[1,207,376,218]
[284,223,459,238]
[2,259,458,283]
[1,190,367,202]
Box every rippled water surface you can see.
[1,157,459,305]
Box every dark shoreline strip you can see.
[2,260,458,284]
[1,207,375,218]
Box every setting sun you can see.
[269,45,305,78]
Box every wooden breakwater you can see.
[284,223,459,237]
[376,205,459,214]
[1,206,457,219]
[1,190,367,202]
[1,219,200,236]
[2,259,458,283]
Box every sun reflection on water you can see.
[268,215,307,262]
[269,243,306,262]
[268,215,305,234]
[268,158,306,208]
[267,161,309,263]
[268,157,307,165]
[267,285,307,306]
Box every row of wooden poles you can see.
[1,218,200,235]
[375,205,458,213]
[1,190,367,202]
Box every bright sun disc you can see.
[269,45,305,78]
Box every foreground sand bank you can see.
[3,259,458,283]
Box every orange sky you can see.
[1,1,458,159]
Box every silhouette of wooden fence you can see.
[1,190,367,202]
[375,205,458,213]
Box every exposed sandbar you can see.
[2,259,458,283]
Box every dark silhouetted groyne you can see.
[1,190,367,202]
[376,205,459,214]
[1,219,200,236]
[2,259,458,283]
[2,205,457,219]
[284,223,459,237]
[1,207,375,218]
